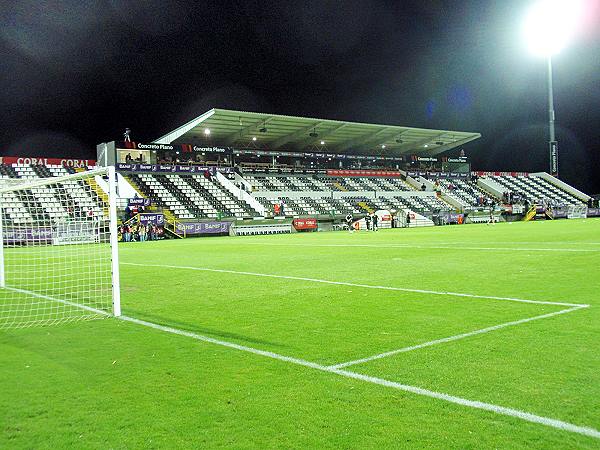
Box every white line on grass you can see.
[118,314,600,440]
[13,276,597,439]
[327,306,587,369]
[242,242,600,253]
[122,262,587,308]
[3,286,110,316]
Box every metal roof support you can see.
[396,132,447,154]
[334,127,395,152]
[303,123,350,148]
[271,121,326,149]
[222,116,275,145]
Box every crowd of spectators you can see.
[119,222,161,242]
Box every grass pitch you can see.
[1,219,600,448]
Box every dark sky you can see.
[2,0,599,192]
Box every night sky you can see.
[2,0,599,192]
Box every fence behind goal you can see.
[0,166,120,329]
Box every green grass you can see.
[1,219,600,448]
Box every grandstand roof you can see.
[153,108,480,156]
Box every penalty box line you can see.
[118,314,600,440]
[121,262,587,308]
[327,305,587,369]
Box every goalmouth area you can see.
[1,218,599,448]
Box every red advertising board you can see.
[293,218,318,230]
[0,156,96,167]
[326,169,402,177]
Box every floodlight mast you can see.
[547,56,558,177]
[523,0,584,178]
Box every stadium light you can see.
[252,136,257,141]
[320,140,325,145]
[204,128,211,136]
[522,0,584,177]
[381,144,386,149]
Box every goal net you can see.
[0,166,120,329]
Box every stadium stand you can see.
[482,174,582,206]
[124,172,260,220]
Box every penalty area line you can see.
[327,305,588,370]
[118,314,600,440]
[121,262,587,308]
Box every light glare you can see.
[523,0,584,56]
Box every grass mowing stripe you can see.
[118,314,600,440]
[242,242,600,252]
[327,305,588,369]
[121,262,587,307]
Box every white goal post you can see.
[0,166,120,329]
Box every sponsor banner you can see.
[587,207,600,217]
[116,163,234,174]
[52,222,99,245]
[292,218,317,230]
[0,156,96,167]
[551,206,568,219]
[473,171,529,177]
[138,213,164,225]
[118,142,404,162]
[176,221,231,235]
[326,169,402,177]
[128,198,151,207]
[438,211,464,224]
[2,227,53,244]
[118,142,223,153]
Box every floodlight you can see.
[252,136,257,141]
[204,128,211,135]
[523,0,584,56]
[381,144,386,149]
[320,140,325,145]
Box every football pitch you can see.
[2,219,600,448]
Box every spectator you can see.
[421,183,427,191]
[280,201,285,216]
[139,224,147,242]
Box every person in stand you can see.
[124,224,132,242]
[421,183,427,191]
[273,202,280,217]
[364,213,371,231]
[487,203,496,225]
[372,212,379,231]
[345,213,354,233]
[280,201,285,216]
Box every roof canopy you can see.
[153,108,480,156]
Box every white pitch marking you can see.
[328,306,587,370]
[122,262,587,308]
[242,242,600,253]
[3,286,110,316]
[118,314,600,440]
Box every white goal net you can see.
[0,166,120,329]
